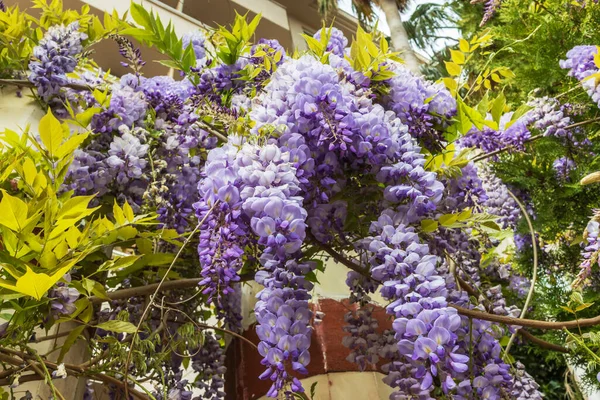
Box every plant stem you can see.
[122,201,219,398]
[503,190,538,358]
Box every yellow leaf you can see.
[16,265,72,300]
[38,110,66,158]
[459,39,470,53]
[445,61,461,77]
[65,226,81,249]
[450,50,465,65]
[57,195,97,221]
[442,77,457,92]
[123,201,134,222]
[53,239,69,260]
[22,158,37,186]
[55,133,89,159]
[0,190,28,231]
[113,200,126,225]
[39,249,58,269]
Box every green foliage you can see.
[0,110,169,353]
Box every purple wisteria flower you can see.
[553,157,576,181]
[382,63,457,151]
[28,21,87,105]
[576,219,600,285]
[313,27,348,57]
[561,45,600,108]
[182,30,207,64]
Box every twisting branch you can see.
[310,232,569,351]
[455,273,568,353]
[90,272,255,304]
[0,78,95,92]
[449,305,600,330]
[0,347,149,400]
[195,121,228,142]
[471,117,600,163]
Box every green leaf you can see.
[439,214,459,227]
[130,2,152,30]
[421,219,439,233]
[490,93,506,125]
[58,324,86,363]
[310,382,318,400]
[96,320,138,334]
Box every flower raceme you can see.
[24,18,550,400]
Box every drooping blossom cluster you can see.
[314,27,348,57]
[342,306,381,371]
[479,0,502,26]
[510,362,544,399]
[194,137,314,396]
[28,21,87,109]
[561,45,600,107]
[553,156,576,181]
[480,166,521,229]
[358,211,469,396]
[575,218,600,285]
[382,63,457,151]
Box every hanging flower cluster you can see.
[29,21,87,112]
[15,10,560,400]
[561,45,600,107]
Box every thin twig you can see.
[195,121,228,142]
[123,201,219,397]
[503,190,538,357]
[89,272,255,304]
[456,272,567,353]
[0,78,95,92]
[472,117,600,163]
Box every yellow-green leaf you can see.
[0,190,28,231]
[57,195,97,221]
[123,201,134,222]
[3,265,72,300]
[445,61,461,76]
[459,39,470,53]
[421,219,439,233]
[450,50,465,65]
[96,320,138,334]
[38,110,65,157]
[22,158,37,186]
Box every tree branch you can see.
[0,78,95,92]
[89,272,255,304]
[450,304,600,330]
[315,240,576,353]
[471,117,600,163]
